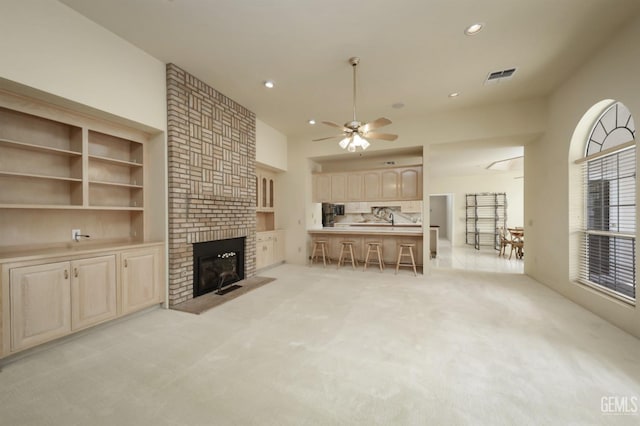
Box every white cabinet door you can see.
[71,255,116,331]
[122,248,160,315]
[10,261,71,352]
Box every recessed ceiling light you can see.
[264,80,274,89]
[464,23,484,36]
[392,102,405,109]
[449,92,460,98]
[308,119,316,125]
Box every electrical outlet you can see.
[72,229,81,241]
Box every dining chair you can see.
[498,227,510,256]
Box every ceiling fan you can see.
[313,57,398,152]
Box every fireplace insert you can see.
[193,237,245,297]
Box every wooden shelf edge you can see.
[0,204,143,211]
[0,171,82,182]
[89,180,143,189]
[0,137,81,156]
[86,206,144,211]
[88,154,143,167]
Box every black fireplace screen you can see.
[193,237,245,297]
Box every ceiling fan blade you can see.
[312,135,342,141]
[322,121,349,131]
[364,132,398,141]
[360,117,392,132]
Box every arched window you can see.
[577,101,636,301]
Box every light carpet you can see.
[0,264,639,425]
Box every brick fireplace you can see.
[166,63,256,306]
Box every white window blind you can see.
[579,145,636,300]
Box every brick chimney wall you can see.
[166,63,256,306]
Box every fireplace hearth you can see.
[193,237,245,297]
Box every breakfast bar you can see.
[308,225,425,266]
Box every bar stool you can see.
[363,241,384,272]
[337,240,358,269]
[395,243,417,276]
[310,240,330,267]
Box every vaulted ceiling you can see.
[59,0,640,140]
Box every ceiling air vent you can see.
[484,67,517,85]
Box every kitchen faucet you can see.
[389,212,395,226]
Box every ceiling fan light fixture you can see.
[315,56,398,151]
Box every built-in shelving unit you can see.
[0,98,153,247]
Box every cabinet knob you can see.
[124,259,128,268]
[64,269,69,279]
[74,268,78,278]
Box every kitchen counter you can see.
[335,223,421,228]
[310,226,423,236]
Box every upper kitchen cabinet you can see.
[312,166,422,203]
[312,174,331,202]
[400,167,422,199]
[381,170,399,199]
[363,172,380,201]
[330,174,347,202]
[347,174,363,201]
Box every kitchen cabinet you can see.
[71,255,116,331]
[312,166,422,203]
[400,167,421,199]
[313,174,331,203]
[256,232,274,270]
[256,230,286,270]
[10,261,71,352]
[381,170,400,199]
[121,247,161,315]
[330,174,347,202]
[259,231,285,268]
[347,174,363,201]
[256,168,276,212]
[363,172,381,201]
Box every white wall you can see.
[256,119,287,171]
[430,172,524,246]
[0,0,166,132]
[525,15,640,338]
